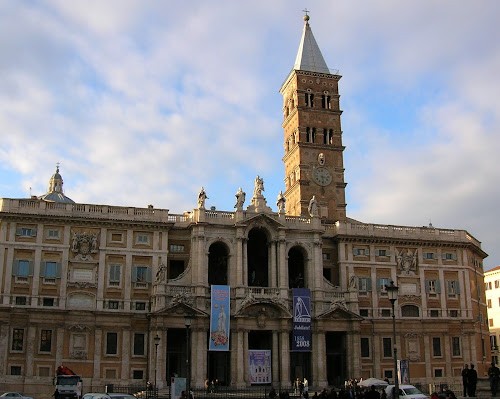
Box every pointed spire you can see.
[293,12,330,74]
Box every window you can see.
[423,252,437,260]
[377,278,390,294]
[108,301,119,310]
[40,330,52,352]
[305,92,314,107]
[12,329,24,351]
[110,233,123,242]
[136,235,150,245]
[306,127,316,143]
[133,370,144,379]
[321,94,331,109]
[360,309,369,317]
[425,279,441,295]
[498,297,500,307]
[133,333,145,356]
[41,261,60,279]
[358,277,372,294]
[15,297,27,305]
[489,299,493,308]
[353,248,369,256]
[490,319,494,327]
[135,302,146,311]
[169,260,185,280]
[383,338,392,357]
[170,244,185,252]
[447,280,460,296]
[13,260,33,277]
[322,253,331,261]
[401,305,419,317]
[10,366,22,375]
[108,264,121,287]
[361,337,370,358]
[433,337,442,357]
[323,129,333,144]
[488,282,493,290]
[442,252,457,261]
[381,309,391,318]
[452,337,461,357]
[16,227,37,237]
[106,332,118,355]
[491,335,498,350]
[496,280,500,289]
[43,298,54,307]
[450,310,459,317]
[430,310,439,318]
[384,370,393,379]
[434,369,443,378]
[132,266,151,284]
[47,229,60,239]
[375,249,390,257]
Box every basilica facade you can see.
[0,15,489,397]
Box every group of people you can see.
[461,363,478,397]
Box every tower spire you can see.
[293,11,329,74]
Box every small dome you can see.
[38,165,75,204]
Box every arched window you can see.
[401,304,420,317]
[288,246,306,288]
[247,228,269,287]
[306,127,316,143]
[208,242,228,286]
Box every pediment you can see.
[237,213,285,229]
[236,299,292,319]
[154,302,209,318]
[317,305,363,320]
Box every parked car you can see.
[108,394,136,399]
[386,385,426,399]
[82,394,110,399]
[1,393,33,399]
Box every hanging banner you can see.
[398,359,410,384]
[209,285,230,351]
[249,350,272,384]
[292,288,311,351]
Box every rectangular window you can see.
[108,301,119,309]
[434,368,443,378]
[133,370,144,379]
[433,337,442,357]
[110,233,123,242]
[423,252,437,260]
[108,264,121,286]
[430,310,439,317]
[378,278,390,294]
[450,309,459,317]
[15,297,27,305]
[490,319,494,327]
[134,266,149,283]
[452,337,461,357]
[361,337,370,358]
[40,330,52,352]
[43,298,54,307]
[12,329,24,351]
[489,299,493,308]
[381,309,391,318]
[17,260,30,277]
[136,235,150,245]
[383,338,392,358]
[135,302,146,311]
[16,227,36,237]
[169,260,185,280]
[496,280,500,289]
[442,252,457,261]
[447,280,460,296]
[322,253,331,261]
[359,309,369,317]
[47,229,60,239]
[45,262,57,278]
[170,244,185,252]
[426,279,441,295]
[133,333,145,356]
[358,277,371,293]
[375,249,390,257]
[106,332,118,355]
[384,370,393,379]
[353,248,369,256]
[10,366,22,375]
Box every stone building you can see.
[0,14,489,397]
[485,266,500,365]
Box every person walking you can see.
[489,361,500,396]
[467,364,478,397]
[461,364,469,397]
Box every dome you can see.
[38,165,75,203]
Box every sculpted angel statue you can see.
[198,187,208,209]
[234,187,246,209]
[253,175,264,197]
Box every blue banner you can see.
[249,350,272,384]
[209,285,230,351]
[292,288,311,351]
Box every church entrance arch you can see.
[208,242,228,286]
[247,228,269,287]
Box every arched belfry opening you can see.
[288,246,306,288]
[247,228,269,287]
[208,242,228,286]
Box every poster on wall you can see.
[398,360,410,384]
[292,288,311,351]
[209,285,230,351]
[249,350,272,384]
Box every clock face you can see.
[312,167,332,186]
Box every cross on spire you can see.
[303,8,310,16]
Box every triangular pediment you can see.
[237,213,285,229]
[153,301,209,318]
[317,305,363,320]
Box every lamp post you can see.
[185,316,192,399]
[386,280,399,399]
[154,334,160,395]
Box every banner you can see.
[292,288,311,351]
[209,285,230,351]
[398,359,410,385]
[171,377,186,399]
[249,350,272,384]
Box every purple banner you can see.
[292,288,311,351]
[209,285,230,351]
[249,350,272,384]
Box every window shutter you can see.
[446,280,451,294]
[56,262,62,278]
[435,280,441,293]
[146,267,152,283]
[425,280,430,293]
[452,253,457,261]
[366,278,372,292]
[376,278,381,292]
[386,250,391,256]
[15,228,23,236]
[12,260,19,276]
[442,253,447,260]
[375,249,380,256]
[365,249,370,256]
[28,261,34,276]
[131,266,138,283]
[31,228,37,237]
[40,261,46,278]
[353,248,359,256]
[455,280,461,294]
[358,277,363,290]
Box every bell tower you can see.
[280,13,347,222]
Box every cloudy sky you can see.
[1,1,499,269]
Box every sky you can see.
[1,1,499,270]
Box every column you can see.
[243,239,248,286]
[243,330,249,384]
[94,328,103,379]
[194,328,207,387]
[278,235,287,290]
[124,253,132,309]
[424,335,431,380]
[235,329,245,387]
[280,330,290,387]
[25,326,36,377]
[121,329,130,380]
[316,329,327,387]
[313,238,322,290]
[270,241,277,287]
[236,233,244,286]
[272,330,279,385]
[0,324,10,375]
[156,329,167,388]
[97,228,107,310]
[350,331,361,381]
[3,237,15,304]
[444,335,452,378]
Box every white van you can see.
[385,385,426,399]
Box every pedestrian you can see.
[489,361,500,396]
[53,389,60,399]
[461,364,469,397]
[467,364,477,397]
[269,387,277,399]
[364,386,380,399]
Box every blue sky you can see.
[1,1,499,270]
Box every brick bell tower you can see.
[280,13,347,222]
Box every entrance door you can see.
[207,351,230,386]
[166,329,187,385]
[326,332,347,387]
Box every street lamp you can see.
[386,280,399,399]
[185,316,192,399]
[154,334,161,395]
